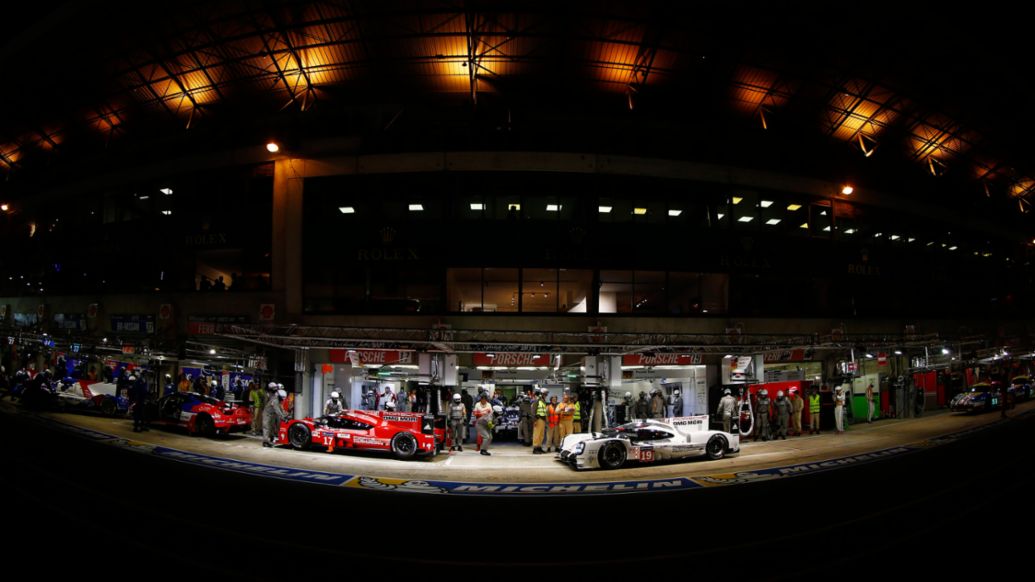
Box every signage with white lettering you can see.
[622,354,702,366]
[329,349,414,366]
[473,353,550,367]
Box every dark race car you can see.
[1010,376,1032,402]
[949,382,1003,413]
[149,392,253,437]
[278,409,444,460]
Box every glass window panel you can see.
[558,269,592,313]
[522,268,558,312]
[482,268,519,312]
[633,271,666,313]
[599,270,633,313]
[447,268,482,312]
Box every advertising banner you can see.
[329,349,415,366]
[622,353,702,366]
[473,352,551,367]
[111,314,155,334]
[187,315,248,335]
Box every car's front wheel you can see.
[391,432,418,460]
[287,423,312,450]
[706,435,728,460]
[598,441,627,470]
[194,414,215,437]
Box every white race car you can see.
[558,415,739,470]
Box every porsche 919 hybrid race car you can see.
[278,409,445,460]
[149,392,253,437]
[558,415,740,470]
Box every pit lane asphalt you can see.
[1,397,1032,579]
[6,398,1032,485]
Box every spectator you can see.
[473,393,494,456]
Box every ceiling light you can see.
[982,252,992,258]
[408,204,424,211]
[949,246,958,251]
[766,218,781,225]
[717,213,725,220]
[159,188,173,195]
[890,234,900,241]
[823,226,831,232]
[842,185,854,195]
[338,206,355,214]
[844,228,855,234]
[942,348,950,355]
[907,237,915,243]
[732,196,743,205]
[633,207,648,215]
[865,353,875,359]
[507,203,521,211]
[470,203,484,210]
[787,204,802,211]
[738,216,754,222]
[598,205,613,213]
[161,210,172,216]
[0,204,9,211]
[668,209,683,217]
[760,200,773,208]
[894,350,903,355]
[209,349,216,355]
[926,241,935,246]
[546,204,561,212]
[874,233,883,238]
[266,142,280,153]
[137,194,149,200]
[800,223,808,229]
[819,210,827,216]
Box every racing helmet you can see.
[777,390,785,398]
[673,390,680,396]
[624,391,632,398]
[330,391,340,399]
[760,388,768,396]
[384,401,396,410]
[452,393,461,401]
[210,379,218,386]
[165,373,172,379]
[128,375,137,382]
[268,381,277,389]
[492,405,503,414]
[277,389,287,399]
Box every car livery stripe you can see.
[7,404,1024,496]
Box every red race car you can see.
[149,391,253,437]
[278,410,444,460]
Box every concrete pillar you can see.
[273,159,305,317]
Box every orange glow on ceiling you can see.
[0,143,19,168]
[1011,179,1034,198]
[909,116,971,162]
[731,66,794,114]
[31,127,64,152]
[826,80,902,142]
[89,105,126,134]
[973,157,1002,181]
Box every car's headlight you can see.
[574,442,585,455]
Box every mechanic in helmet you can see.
[209,378,224,401]
[163,373,174,397]
[323,390,345,416]
[670,389,684,418]
[773,390,792,440]
[834,385,847,434]
[262,386,291,448]
[716,388,738,433]
[633,391,650,421]
[517,390,533,446]
[447,393,466,452]
[621,391,634,423]
[531,388,548,454]
[755,388,772,442]
[129,374,149,433]
[649,388,666,419]
[472,392,494,456]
